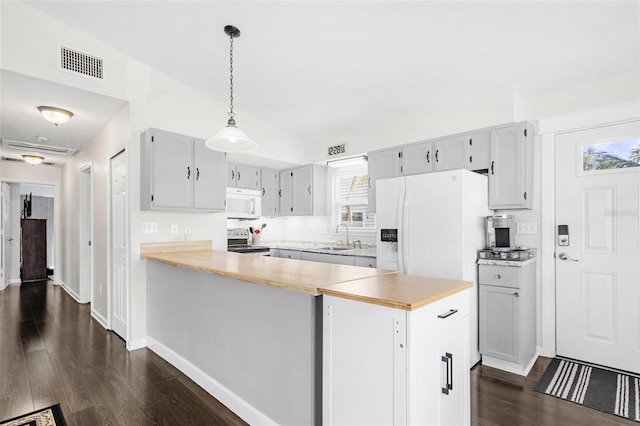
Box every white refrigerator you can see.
[376,169,490,367]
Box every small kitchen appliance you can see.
[227,228,271,255]
[485,214,516,252]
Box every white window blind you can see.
[332,164,375,231]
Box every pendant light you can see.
[206,25,256,153]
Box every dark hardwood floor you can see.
[0,281,637,425]
[0,281,247,425]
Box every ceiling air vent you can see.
[60,45,103,80]
[1,139,77,156]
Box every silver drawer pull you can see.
[438,309,458,319]
[495,274,501,279]
[514,292,519,298]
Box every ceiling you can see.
[3,1,639,165]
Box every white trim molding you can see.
[147,337,278,426]
[126,338,147,351]
[536,99,640,359]
[91,308,109,330]
[59,280,81,303]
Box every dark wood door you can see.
[21,219,47,282]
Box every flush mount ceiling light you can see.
[23,154,45,165]
[327,155,369,168]
[37,106,74,126]
[205,25,256,153]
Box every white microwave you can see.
[226,187,262,219]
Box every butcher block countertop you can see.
[319,274,472,311]
[142,246,393,296]
[142,241,472,309]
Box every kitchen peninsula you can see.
[142,241,472,425]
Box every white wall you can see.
[61,105,130,315]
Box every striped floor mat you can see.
[534,358,640,423]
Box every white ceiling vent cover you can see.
[60,46,103,80]
[2,139,77,156]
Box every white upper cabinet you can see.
[280,164,327,216]
[489,122,534,209]
[367,147,402,212]
[193,139,226,211]
[141,128,225,212]
[401,141,434,175]
[261,168,280,216]
[228,163,261,190]
[434,136,466,172]
[467,130,491,171]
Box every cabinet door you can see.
[227,162,237,187]
[261,168,280,216]
[278,249,301,259]
[236,164,261,190]
[479,284,521,363]
[434,137,466,172]
[354,256,376,268]
[489,123,533,209]
[279,170,292,216]
[402,141,433,175]
[300,251,355,265]
[193,139,226,211]
[467,130,490,171]
[367,148,401,212]
[291,165,313,215]
[152,130,193,209]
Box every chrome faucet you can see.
[336,223,350,246]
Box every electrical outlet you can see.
[185,228,192,235]
[141,222,159,233]
[98,283,102,295]
[171,224,179,234]
[516,221,538,235]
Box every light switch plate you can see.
[517,221,537,235]
[171,224,179,234]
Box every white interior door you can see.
[0,183,8,290]
[110,151,128,340]
[555,120,640,373]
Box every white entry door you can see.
[555,120,640,373]
[110,151,128,340]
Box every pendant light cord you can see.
[229,34,234,120]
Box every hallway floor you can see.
[0,281,636,425]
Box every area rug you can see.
[535,357,640,423]
[0,404,66,426]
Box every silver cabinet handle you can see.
[514,292,519,298]
[558,252,579,262]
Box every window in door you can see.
[582,138,640,172]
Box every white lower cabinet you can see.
[323,289,470,425]
[479,261,536,375]
[301,251,355,265]
[278,249,302,260]
[354,256,376,268]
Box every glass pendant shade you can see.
[205,121,256,153]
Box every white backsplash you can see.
[227,215,377,247]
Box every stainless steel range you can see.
[227,228,271,255]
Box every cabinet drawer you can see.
[479,265,521,288]
[279,249,302,260]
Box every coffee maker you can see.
[485,214,516,251]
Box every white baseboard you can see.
[9,278,21,285]
[127,338,147,351]
[59,281,81,302]
[147,337,277,426]
[91,309,109,330]
[482,353,539,377]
